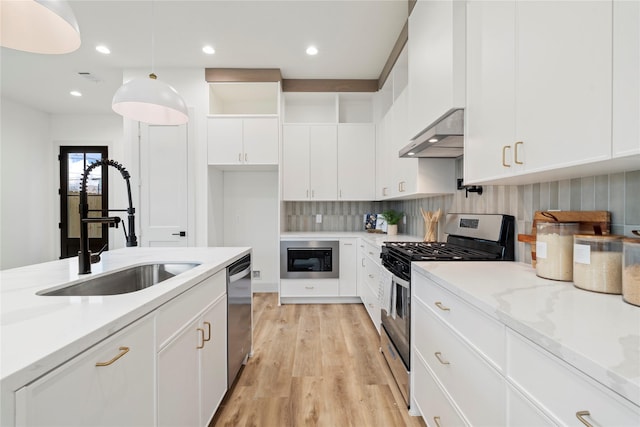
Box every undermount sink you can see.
[37,263,200,296]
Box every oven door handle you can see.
[393,274,409,289]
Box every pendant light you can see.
[111,0,188,125]
[0,0,81,54]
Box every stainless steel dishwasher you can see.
[227,254,252,386]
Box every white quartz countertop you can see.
[412,261,640,407]
[280,231,423,247]
[0,247,250,391]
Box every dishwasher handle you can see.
[229,266,251,283]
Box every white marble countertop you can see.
[0,247,250,392]
[280,231,423,247]
[412,261,640,407]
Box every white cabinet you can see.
[337,124,375,200]
[339,239,357,296]
[281,92,376,201]
[465,0,613,184]
[157,270,228,427]
[358,240,382,332]
[613,0,640,158]
[408,0,465,139]
[282,124,337,200]
[507,329,640,426]
[15,315,155,427]
[207,117,279,166]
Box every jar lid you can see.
[574,234,624,241]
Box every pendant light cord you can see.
[151,0,155,75]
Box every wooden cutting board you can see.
[517,211,611,266]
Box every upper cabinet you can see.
[612,0,640,158]
[281,92,376,201]
[207,82,280,167]
[465,0,637,185]
[408,0,465,139]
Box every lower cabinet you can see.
[157,271,228,427]
[411,270,640,426]
[358,240,382,332]
[15,315,155,427]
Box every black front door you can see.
[59,147,109,259]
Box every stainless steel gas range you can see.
[379,213,515,407]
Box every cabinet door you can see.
[207,117,244,165]
[465,0,517,183]
[243,117,279,165]
[337,124,375,200]
[376,110,393,199]
[612,0,640,158]
[16,316,155,427]
[282,125,310,200]
[339,239,357,296]
[392,90,417,196]
[158,318,201,427]
[515,1,612,171]
[309,125,337,200]
[200,296,228,426]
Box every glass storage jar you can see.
[536,222,579,281]
[573,235,623,294]
[622,238,640,306]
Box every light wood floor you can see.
[211,293,426,427]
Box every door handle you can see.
[172,231,186,237]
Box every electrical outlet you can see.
[316,214,322,223]
[252,270,261,280]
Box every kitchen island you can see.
[0,246,250,426]
[411,261,640,425]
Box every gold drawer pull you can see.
[435,352,450,365]
[514,141,524,164]
[197,328,205,349]
[96,346,129,367]
[435,301,450,311]
[502,145,511,167]
[433,416,443,427]
[305,286,315,290]
[576,411,593,427]
[203,321,211,342]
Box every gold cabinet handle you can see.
[203,321,211,342]
[514,141,524,164]
[95,346,130,367]
[433,416,443,427]
[435,352,450,365]
[502,145,511,167]
[305,286,315,290]
[576,411,593,427]
[244,153,248,162]
[197,328,205,349]
[435,301,450,311]
[238,153,242,162]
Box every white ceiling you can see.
[0,0,408,115]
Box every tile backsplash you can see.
[283,169,640,263]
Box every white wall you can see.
[1,99,54,269]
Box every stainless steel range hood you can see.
[399,108,464,158]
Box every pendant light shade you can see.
[0,0,81,54]
[112,73,189,125]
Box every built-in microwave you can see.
[280,240,339,279]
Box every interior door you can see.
[139,123,188,247]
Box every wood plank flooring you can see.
[210,293,426,427]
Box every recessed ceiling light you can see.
[70,91,82,97]
[428,138,439,143]
[306,46,318,56]
[202,45,215,55]
[95,45,110,54]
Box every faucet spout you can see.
[78,160,138,275]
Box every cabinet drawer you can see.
[507,382,555,426]
[361,281,380,332]
[413,271,505,370]
[414,300,506,426]
[157,270,226,347]
[280,279,339,297]
[507,329,640,426]
[413,352,466,427]
[16,315,155,427]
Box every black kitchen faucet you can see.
[78,159,137,274]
